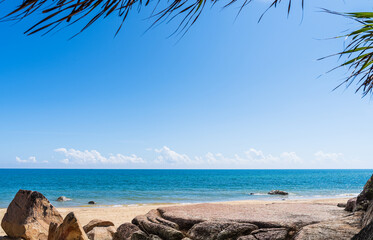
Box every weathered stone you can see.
[345,197,357,212]
[83,219,115,233]
[87,226,115,240]
[113,223,141,240]
[294,212,363,240]
[268,190,288,196]
[357,174,373,205]
[362,201,373,228]
[1,190,63,240]
[157,208,203,231]
[48,212,89,240]
[352,219,373,240]
[353,200,373,240]
[251,228,288,240]
[148,235,162,240]
[187,221,258,240]
[337,203,347,208]
[130,231,149,240]
[237,236,257,240]
[132,215,184,240]
[146,210,179,230]
[57,196,72,202]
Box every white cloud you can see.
[16,156,37,163]
[55,148,145,165]
[152,146,303,167]
[154,146,192,164]
[314,151,344,163]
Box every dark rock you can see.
[57,196,72,202]
[113,223,141,240]
[268,190,288,196]
[132,214,184,240]
[337,203,347,208]
[357,174,373,205]
[352,219,373,240]
[1,189,63,240]
[131,231,149,240]
[251,228,288,240]
[148,235,163,240]
[187,221,258,240]
[83,219,115,233]
[88,201,96,205]
[345,197,357,212]
[48,212,89,240]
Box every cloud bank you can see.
[16,147,349,168]
[55,148,145,165]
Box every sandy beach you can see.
[0,197,350,236]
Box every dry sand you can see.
[0,198,350,236]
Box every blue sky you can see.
[0,0,372,169]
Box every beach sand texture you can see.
[0,198,349,236]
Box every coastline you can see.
[0,197,351,236]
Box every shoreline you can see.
[0,197,351,236]
[47,194,357,208]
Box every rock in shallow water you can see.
[268,190,288,196]
[57,196,72,202]
[1,189,63,240]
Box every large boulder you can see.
[113,223,143,240]
[132,215,184,240]
[48,212,89,240]
[187,221,258,240]
[294,212,363,240]
[86,226,115,240]
[1,189,63,240]
[345,198,357,212]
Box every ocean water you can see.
[0,169,371,208]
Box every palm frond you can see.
[0,0,301,36]
[322,10,373,97]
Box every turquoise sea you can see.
[0,169,371,208]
